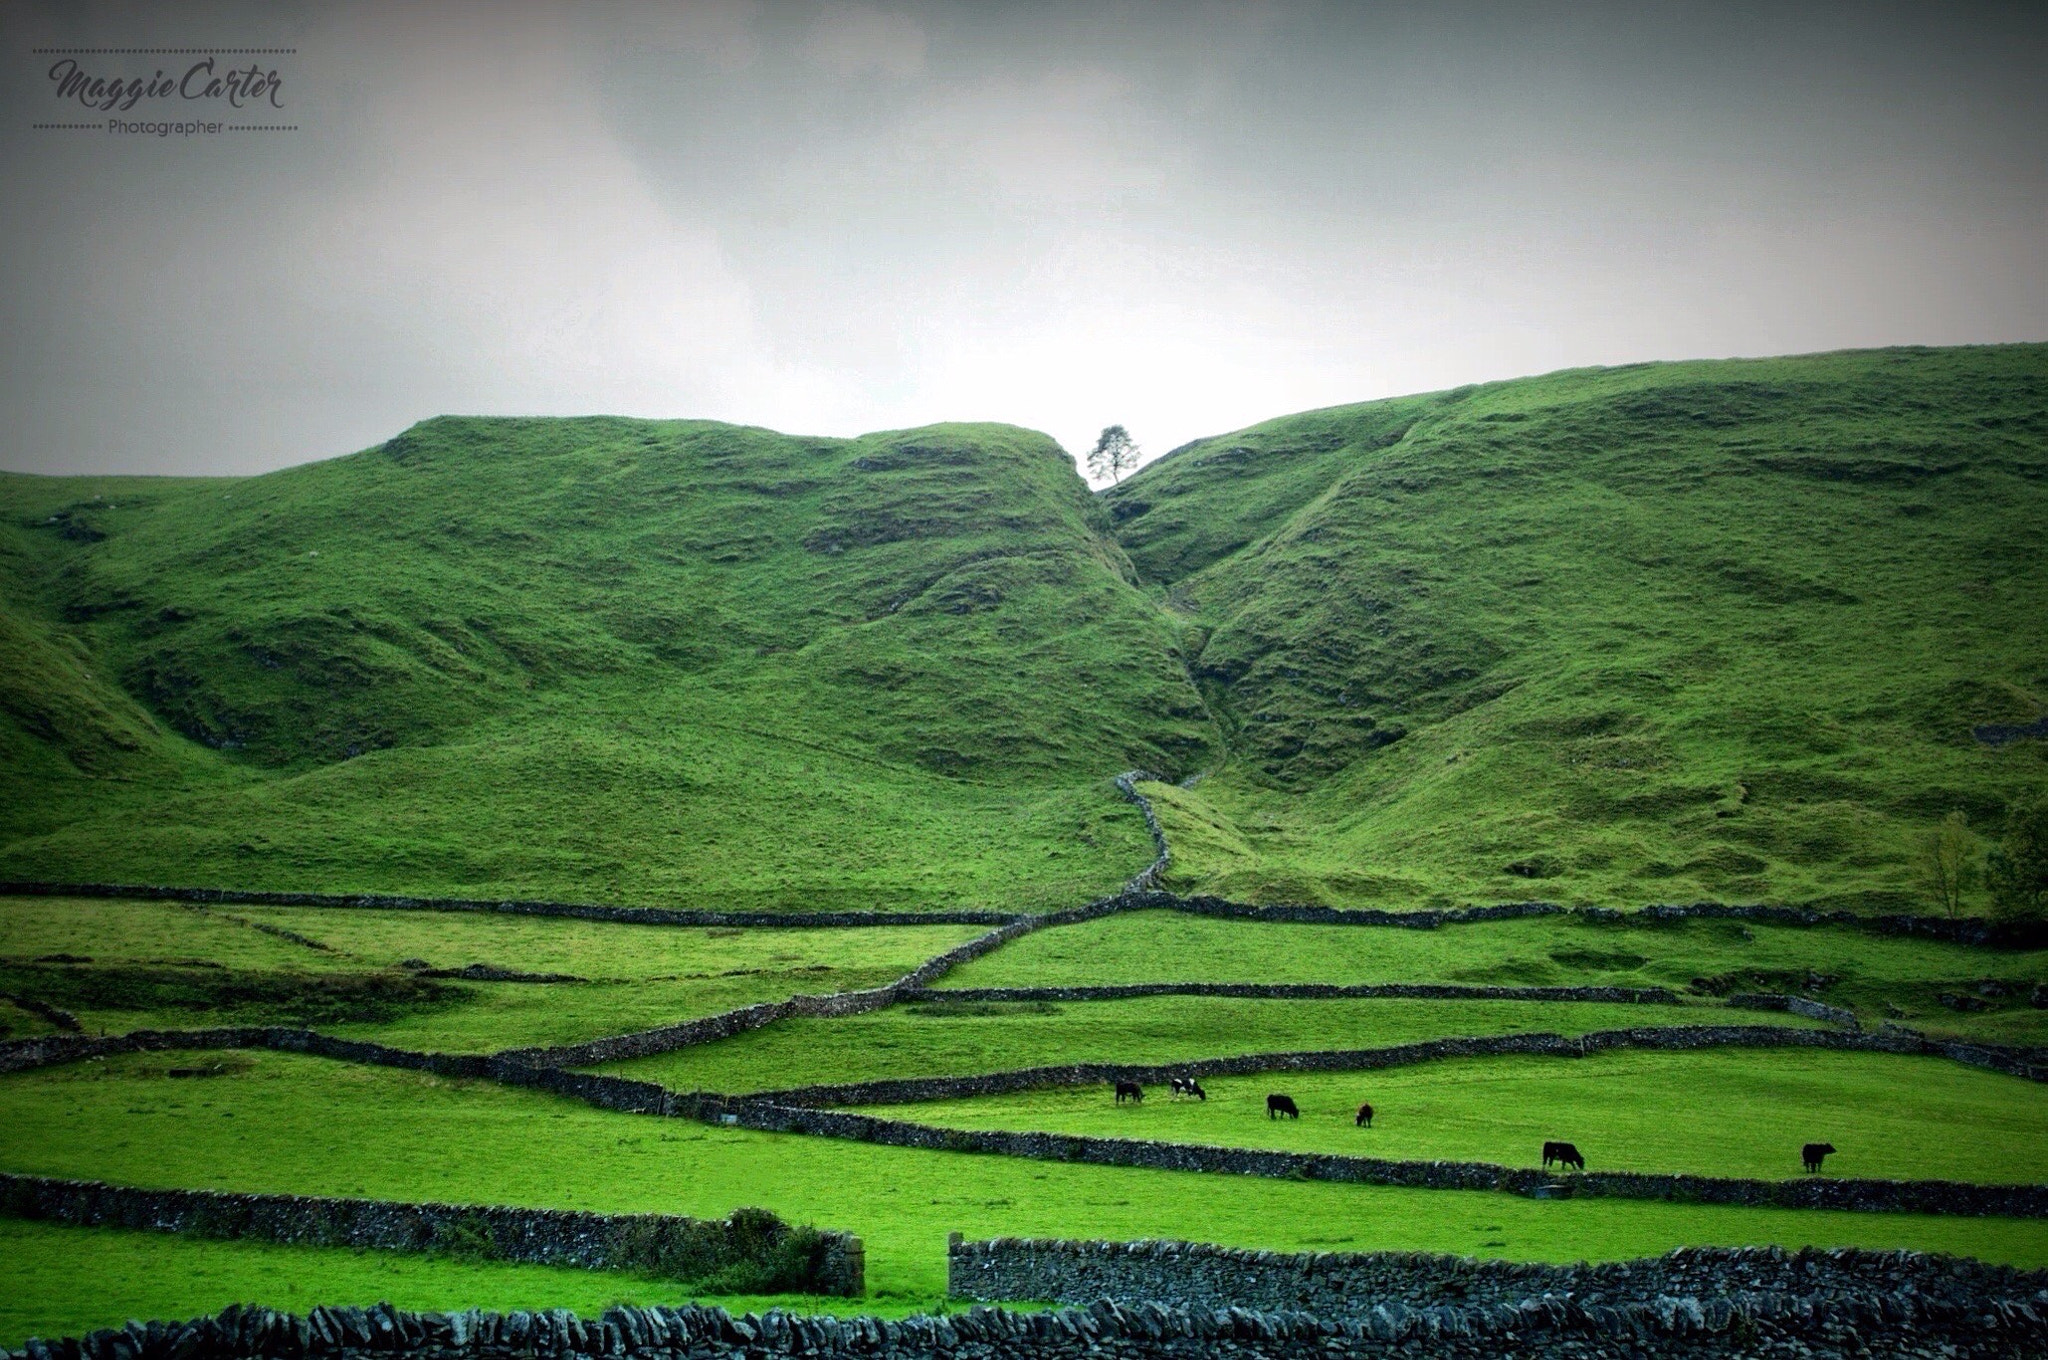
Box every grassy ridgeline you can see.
[3,346,2043,910]
[1108,345,2048,912]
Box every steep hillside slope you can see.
[1107,345,2048,912]
[0,419,1216,909]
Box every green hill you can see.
[3,346,2042,914]
[1108,344,2048,912]
[0,418,1216,910]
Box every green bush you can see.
[1987,797,2048,923]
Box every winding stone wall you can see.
[745,1022,2048,1109]
[0,1174,863,1295]
[906,983,1684,1004]
[722,1097,2048,1217]
[8,879,2040,948]
[948,1237,2048,1316]
[1,1024,2044,1219]
[13,1283,2042,1358]
[0,881,1018,928]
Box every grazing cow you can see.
[1114,1080,1143,1104]
[1542,1140,1585,1172]
[1171,1077,1207,1101]
[1802,1142,1835,1174]
[1355,1102,1374,1128]
[1267,1093,1300,1120]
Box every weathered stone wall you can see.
[4,1022,2040,1219]
[11,1286,2046,1360]
[7,878,2041,946]
[948,1237,2048,1316]
[721,1097,2048,1218]
[747,1022,2048,1109]
[1112,771,1171,894]
[0,1174,863,1295]
[1726,992,1862,1028]
[0,881,1017,928]
[907,983,1684,1004]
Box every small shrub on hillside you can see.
[1987,796,2048,923]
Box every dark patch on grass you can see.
[0,962,461,1027]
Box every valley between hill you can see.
[2,344,2043,913]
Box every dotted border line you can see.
[228,125,297,131]
[32,48,296,55]
[30,122,104,129]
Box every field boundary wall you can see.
[0,1174,862,1295]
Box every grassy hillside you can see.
[1108,345,2048,912]
[4,346,2043,913]
[0,419,1217,909]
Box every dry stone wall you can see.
[949,1237,2048,1317]
[720,1097,2048,1218]
[0,1174,863,1295]
[10,1288,2046,1360]
[907,983,1684,1004]
[745,1022,2048,1109]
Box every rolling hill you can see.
[1,344,2042,914]
[0,419,1214,910]
[1109,344,2048,912]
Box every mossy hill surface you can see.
[3,346,2043,913]
[1108,345,2048,912]
[0,419,1212,910]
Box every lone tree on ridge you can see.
[1088,425,1140,484]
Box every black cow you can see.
[1114,1080,1143,1104]
[1542,1140,1585,1171]
[1802,1142,1835,1174]
[1267,1093,1300,1120]
[1355,1102,1374,1128]
[1171,1077,1207,1101]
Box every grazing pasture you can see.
[4,1047,2045,1335]
[937,910,2048,1043]
[596,995,1820,1093]
[0,897,982,1048]
[850,1048,2048,1185]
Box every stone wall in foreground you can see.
[10,1287,2047,1360]
[948,1237,2047,1316]
[0,1173,863,1296]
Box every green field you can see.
[0,1221,734,1349]
[856,1047,2048,1184]
[937,909,2048,1044]
[3,347,2046,1340]
[4,1049,2043,1334]
[0,896,985,1049]
[596,994,1818,1093]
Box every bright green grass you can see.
[940,910,2043,990]
[0,1220,964,1350]
[230,908,985,983]
[1109,345,2048,912]
[0,897,336,972]
[598,996,1820,1093]
[0,897,985,1049]
[858,1048,2048,1184]
[936,909,2048,1042]
[0,417,1212,910]
[0,1221,673,1347]
[4,1051,2044,1317]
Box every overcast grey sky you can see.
[3,1,2043,479]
